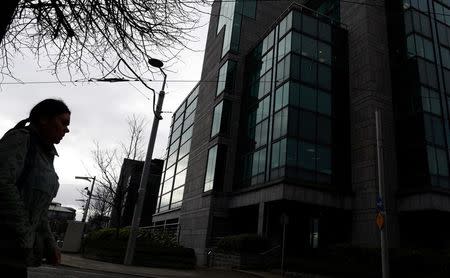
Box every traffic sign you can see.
[376,212,385,230]
[376,195,385,212]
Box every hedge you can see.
[82,228,195,269]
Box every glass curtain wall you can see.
[240,8,344,188]
[156,86,199,212]
[217,0,257,57]
[401,0,450,188]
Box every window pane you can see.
[181,125,193,144]
[318,42,331,65]
[160,193,171,208]
[179,139,191,158]
[436,148,449,176]
[169,138,180,155]
[317,145,332,174]
[171,187,184,205]
[171,125,182,143]
[318,90,331,115]
[273,108,288,140]
[287,138,297,166]
[259,120,268,147]
[300,111,316,141]
[318,65,331,90]
[292,10,302,30]
[281,108,288,138]
[217,62,228,95]
[404,10,412,34]
[441,47,450,69]
[318,22,331,42]
[183,112,195,131]
[280,139,287,167]
[211,101,224,137]
[165,165,175,181]
[290,54,301,80]
[174,169,187,188]
[301,58,317,84]
[173,116,184,130]
[300,85,316,111]
[432,116,445,146]
[299,141,316,170]
[288,108,299,136]
[177,155,189,172]
[204,146,218,192]
[421,87,431,112]
[271,141,280,168]
[407,35,415,57]
[278,32,292,61]
[303,14,317,36]
[162,178,173,194]
[429,90,441,115]
[317,116,332,144]
[289,82,300,107]
[167,152,177,167]
[423,38,434,61]
[186,97,197,116]
[302,35,317,59]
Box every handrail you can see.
[260,244,281,256]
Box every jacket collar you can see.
[27,125,59,157]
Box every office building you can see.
[152,0,450,263]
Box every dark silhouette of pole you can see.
[375,109,390,278]
[75,176,96,223]
[124,58,166,265]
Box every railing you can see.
[140,222,180,243]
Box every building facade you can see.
[110,158,163,227]
[152,0,450,264]
[48,202,76,241]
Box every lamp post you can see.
[75,176,96,223]
[124,58,166,265]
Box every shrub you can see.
[82,228,195,269]
[216,234,270,254]
[84,227,179,248]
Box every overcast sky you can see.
[0,8,210,220]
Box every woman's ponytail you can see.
[13,118,30,129]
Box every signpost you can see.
[280,213,289,277]
[375,109,389,278]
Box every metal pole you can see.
[124,73,166,265]
[281,222,286,277]
[82,176,96,223]
[375,109,389,278]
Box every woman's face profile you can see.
[39,112,71,144]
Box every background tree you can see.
[79,114,147,228]
[0,0,208,80]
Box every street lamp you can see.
[124,58,167,265]
[75,176,96,223]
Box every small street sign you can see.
[376,195,385,212]
[376,212,385,230]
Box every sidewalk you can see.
[61,253,282,278]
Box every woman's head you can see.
[25,99,71,144]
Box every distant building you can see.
[48,202,76,241]
[110,158,164,227]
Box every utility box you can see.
[61,221,85,253]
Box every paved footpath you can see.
[60,254,282,278]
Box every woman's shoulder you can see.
[0,128,31,150]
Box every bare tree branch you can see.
[80,113,148,227]
[0,0,210,80]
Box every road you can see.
[28,265,145,278]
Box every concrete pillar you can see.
[340,0,400,247]
[257,202,265,236]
